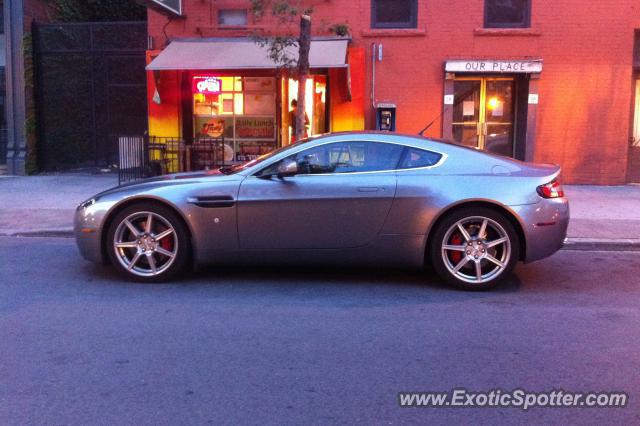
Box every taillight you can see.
[537,179,564,199]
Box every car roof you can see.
[303,131,451,149]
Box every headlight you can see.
[77,198,96,211]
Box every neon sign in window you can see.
[193,77,222,95]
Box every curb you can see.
[562,238,640,252]
[1,229,75,238]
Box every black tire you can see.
[106,202,191,282]
[429,207,520,290]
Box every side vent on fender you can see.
[187,196,235,208]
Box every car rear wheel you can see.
[429,207,520,290]
[106,204,190,282]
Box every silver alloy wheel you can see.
[112,211,179,277]
[440,216,511,284]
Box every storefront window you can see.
[193,76,277,162]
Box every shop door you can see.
[632,79,640,146]
[452,77,515,157]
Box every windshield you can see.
[219,138,315,175]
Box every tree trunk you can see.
[295,14,311,142]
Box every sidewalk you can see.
[0,173,118,236]
[562,185,640,250]
[0,173,639,249]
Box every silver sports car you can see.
[75,132,569,290]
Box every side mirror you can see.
[276,159,299,179]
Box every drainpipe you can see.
[371,42,377,109]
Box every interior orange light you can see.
[487,97,500,110]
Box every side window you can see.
[297,142,404,174]
[296,143,349,174]
[259,141,404,176]
[398,148,443,169]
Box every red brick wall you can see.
[148,0,640,184]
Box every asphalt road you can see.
[1,236,639,425]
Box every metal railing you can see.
[189,137,232,171]
[117,135,147,183]
[116,135,229,184]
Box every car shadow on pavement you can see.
[83,261,524,308]
[190,264,523,292]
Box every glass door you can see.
[452,79,482,149]
[452,77,515,157]
[632,79,640,147]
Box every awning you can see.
[147,38,349,71]
[139,0,183,16]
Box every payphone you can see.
[376,103,396,131]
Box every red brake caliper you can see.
[160,229,173,252]
[449,233,463,263]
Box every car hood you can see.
[93,169,237,199]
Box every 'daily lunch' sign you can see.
[445,60,543,74]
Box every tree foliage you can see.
[250,0,349,141]
[250,0,315,70]
[46,0,146,22]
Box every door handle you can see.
[358,187,380,192]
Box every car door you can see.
[237,141,403,249]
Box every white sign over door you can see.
[445,60,543,74]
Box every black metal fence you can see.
[189,137,232,171]
[117,135,230,184]
[34,22,148,171]
[0,65,6,166]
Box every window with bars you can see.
[371,0,418,29]
[485,0,531,28]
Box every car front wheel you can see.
[106,203,190,282]
[429,207,520,290]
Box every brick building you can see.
[142,0,640,184]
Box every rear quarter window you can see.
[398,148,443,169]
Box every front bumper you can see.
[74,201,112,264]
[512,197,570,263]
